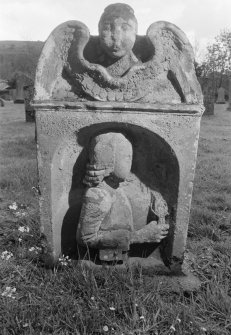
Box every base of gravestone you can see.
[25,110,35,122]
[74,259,201,293]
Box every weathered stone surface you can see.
[34,3,204,278]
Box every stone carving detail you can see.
[76,132,169,261]
[34,3,202,104]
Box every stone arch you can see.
[58,122,179,262]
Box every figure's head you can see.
[98,3,137,60]
[88,132,133,182]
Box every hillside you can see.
[0,41,44,80]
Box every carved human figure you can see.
[76,133,169,254]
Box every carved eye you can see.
[122,23,130,31]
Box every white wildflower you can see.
[170,325,176,332]
[9,202,18,210]
[90,296,95,301]
[1,286,16,299]
[1,251,13,261]
[18,237,22,242]
[109,306,116,311]
[103,325,109,332]
[18,226,30,233]
[140,315,145,320]
[201,327,207,332]
[23,323,29,328]
[58,255,71,266]
[28,246,41,253]
[15,211,27,218]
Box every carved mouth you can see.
[111,47,121,52]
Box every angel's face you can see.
[99,16,137,59]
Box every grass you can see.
[0,102,231,334]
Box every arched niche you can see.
[60,122,179,266]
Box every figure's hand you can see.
[83,164,106,186]
[131,221,169,244]
[148,221,169,243]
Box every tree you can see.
[202,29,231,81]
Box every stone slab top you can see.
[33,100,204,116]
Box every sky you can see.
[1,0,231,60]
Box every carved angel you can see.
[34,3,202,104]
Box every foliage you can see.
[0,41,43,81]
[201,29,231,78]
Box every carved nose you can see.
[111,29,122,44]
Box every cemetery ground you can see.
[0,102,231,335]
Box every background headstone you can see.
[227,78,231,111]
[198,77,215,115]
[24,85,35,122]
[216,87,226,104]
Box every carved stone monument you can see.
[34,3,204,285]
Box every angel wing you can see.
[34,20,202,104]
[146,21,203,103]
[34,20,132,101]
[34,20,82,101]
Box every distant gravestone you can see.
[24,85,35,122]
[227,78,231,111]
[216,87,226,104]
[13,73,33,103]
[198,77,215,115]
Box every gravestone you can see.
[34,3,204,287]
[24,85,35,122]
[227,78,231,111]
[216,87,226,104]
[13,73,34,103]
[198,77,215,115]
[0,79,10,101]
